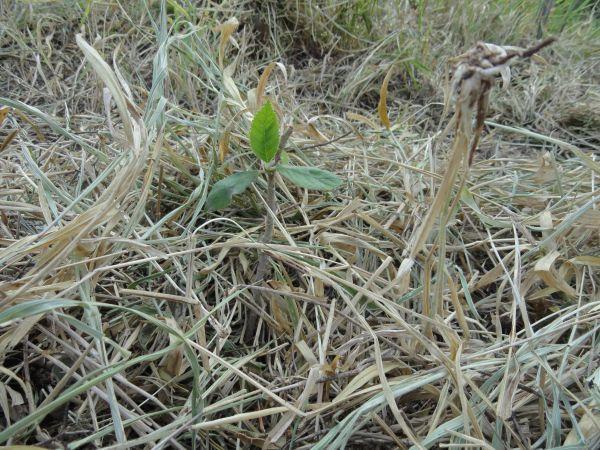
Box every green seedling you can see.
[206,101,341,343]
[206,101,341,210]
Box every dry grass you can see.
[0,0,599,448]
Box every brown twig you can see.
[496,36,556,66]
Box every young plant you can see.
[206,101,342,342]
[206,101,341,210]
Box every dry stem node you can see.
[396,37,557,293]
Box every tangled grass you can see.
[0,0,599,448]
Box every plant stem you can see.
[254,169,277,281]
[244,126,293,344]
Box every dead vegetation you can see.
[0,0,599,448]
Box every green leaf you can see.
[277,165,342,191]
[250,101,280,162]
[206,170,259,210]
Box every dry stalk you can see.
[392,37,556,296]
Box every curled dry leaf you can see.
[214,17,239,68]
[378,65,394,130]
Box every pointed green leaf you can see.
[206,170,259,210]
[250,101,280,162]
[277,165,342,191]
